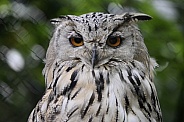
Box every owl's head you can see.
[46,12,152,69]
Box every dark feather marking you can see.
[88,116,93,122]
[52,68,56,80]
[61,70,79,96]
[106,72,110,84]
[107,88,109,98]
[129,108,142,122]
[129,75,152,120]
[101,115,104,122]
[66,66,73,72]
[68,70,78,99]
[44,74,47,84]
[92,70,95,77]
[67,90,72,100]
[131,61,136,67]
[104,66,107,70]
[153,100,162,121]
[71,88,81,100]
[54,94,60,103]
[127,66,132,76]
[92,12,96,17]
[119,69,126,83]
[67,107,79,118]
[36,106,39,113]
[150,83,156,107]
[52,62,59,79]
[134,75,141,86]
[57,65,64,73]
[48,91,54,104]
[81,92,95,119]
[32,109,36,121]
[128,76,139,94]
[147,103,152,112]
[130,108,136,115]
[103,27,107,31]
[114,18,125,21]
[41,92,52,114]
[96,104,102,116]
[125,95,129,113]
[140,72,145,80]
[155,96,161,111]
[149,83,162,121]
[155,101,162,121]
[61,84,69,95]
[81,64,85,72]
[69,70,78,90]
[115,97,119,122]
[103,18,107,23]
[50,64,62,89]
[109,58,122,62]
[138,99,151,121]
[89,25,92,32]
[140,92,146,103]
[106,101,109,114]
[53,75,61,94]
[123,114,126,122]
[95,72,104,102]
[128,76,146,101]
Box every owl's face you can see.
[48,12,151,69]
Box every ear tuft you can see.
[130,13,152,21]
[50,15,71,26]
[50,18,62,25]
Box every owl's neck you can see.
[44,59,153,91]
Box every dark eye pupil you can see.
[74,38,82,43]
[109,38,118,44]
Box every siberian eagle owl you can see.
[28,12,162,122]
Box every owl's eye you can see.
[107,36,122,47]
[69,37,84,47]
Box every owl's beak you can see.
[91,45,98,68]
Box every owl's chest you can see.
[51,64,130,121]
[44,61,159,122]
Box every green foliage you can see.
[0,0,183,121]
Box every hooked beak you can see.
[91,45,98,69]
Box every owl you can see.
[28,12,162,122]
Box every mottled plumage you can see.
[28,12,162,122]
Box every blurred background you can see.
[0,0,183,121]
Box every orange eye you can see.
[107,36,122,47]
[69,37,84,47]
